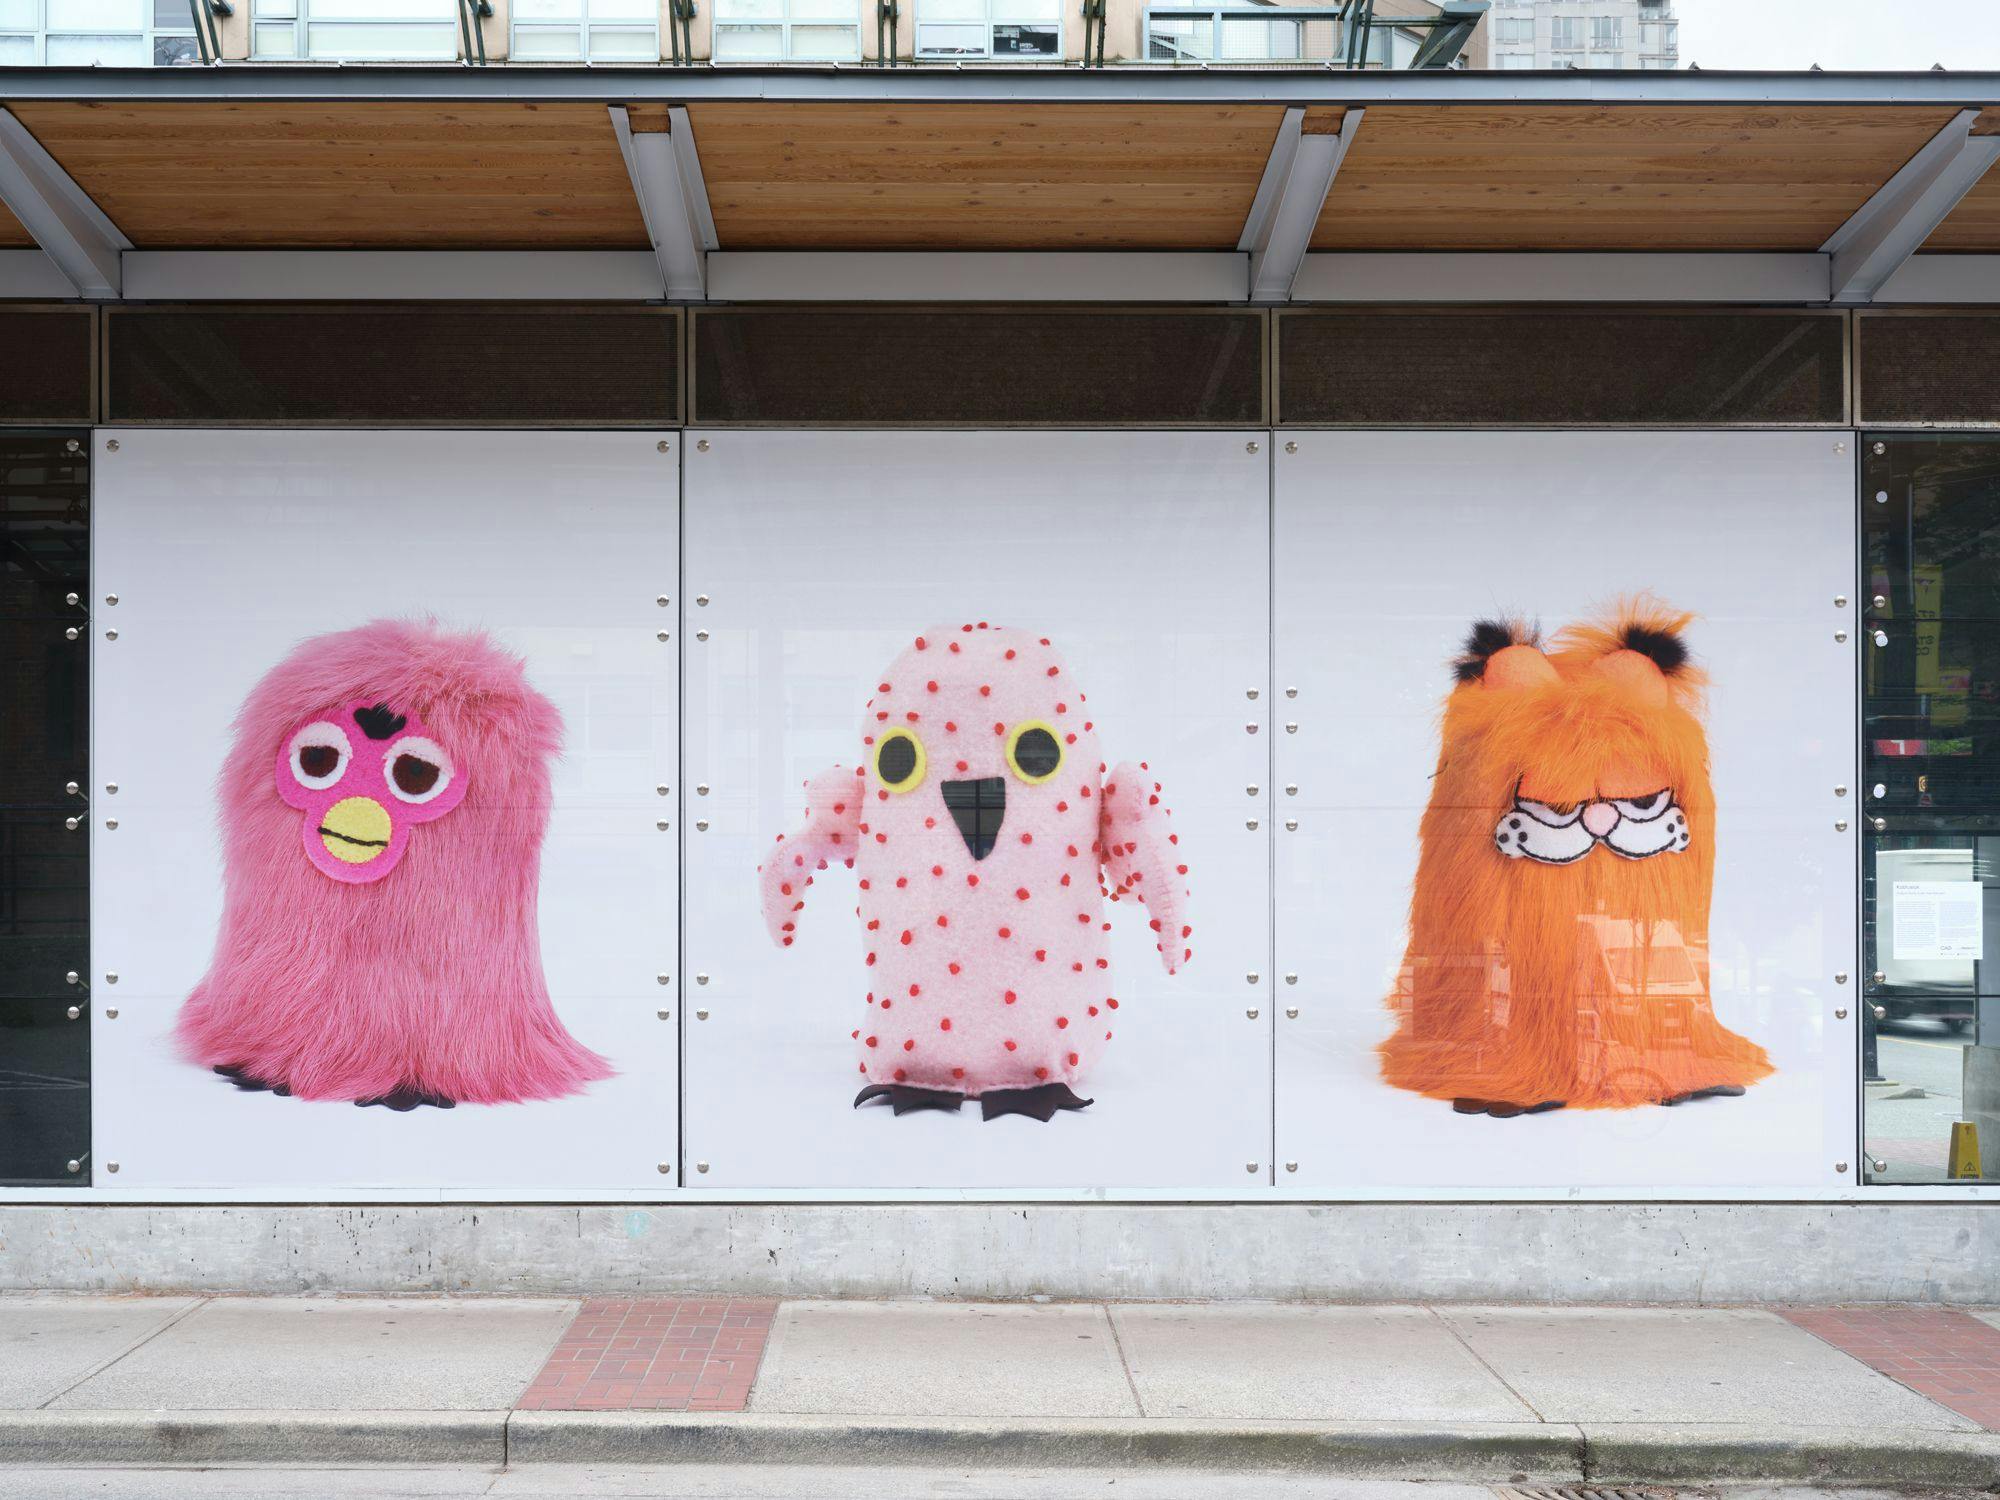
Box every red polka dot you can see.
[915,638,927,650]
[952,1067,965,1079]
[1004,1040,1017,1051]
[866,1036,878,1047]
[899,930,913,945]
[948,962,961,975]
[1004,990,1017,1004]
[1034,1067,1049,1079]
[998,926,1011,938]
[878,682,892,693]
[926,681,939,692]
[967,874,980,887]
[993,723,1005,736]
[980,685,992,697]
[908,983,921,997]
[1015,888,1031,901]
[894,1068,907,1080]
[1056,1016,1068,1029]
[1068,1052,1079,1066]
[940,1018,952,1031]
[903,1038,915,1051]
[936,914,949,927]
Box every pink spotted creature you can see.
[757,624,1192,1121]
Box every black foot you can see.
[854,1083,964,1115]
[214,1062,287,1096]
[979,1083,1093,1122]
[355,1089,457,1112]
[1659,1083,1748,1107]
[1452,1097,1565,1118]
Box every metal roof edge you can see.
[0,64,1996,107]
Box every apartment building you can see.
[1486,0,1677,69]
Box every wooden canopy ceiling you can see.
[0,94,1995,255]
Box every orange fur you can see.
[1377,598,1773,1109]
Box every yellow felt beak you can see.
[318,795,393,865]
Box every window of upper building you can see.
[1589,14,1621,47]
[512,0,658,59]
[1493,15,1531,42]
[1493,50,1533,67]
[250,0,457,57]
[712,0,858,60]
[916,0,1057,60]
[1549,14,1580,50]
[0,0,198,63]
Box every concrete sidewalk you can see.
[2,1295,1999,1485]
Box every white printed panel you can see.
[90,430,678,1195]
[1275,431,1857,1194]
[683,431,1270,1191]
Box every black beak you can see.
[940,777,1005,861]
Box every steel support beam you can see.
[611,103,717,302]
[1243,106,1361,304]
[0,107,129,299]
[1822,108,2000,305]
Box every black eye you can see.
[1626,792,1660,811]
[1006,724,1063,784]
[876,730,925,792]
[393,755,440,797]
[298,745,339,779]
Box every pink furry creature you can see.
[174,619,611,1111]
[758,623,1192,1121]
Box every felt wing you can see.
[1098,760,1191,975]
[757,764,863,948]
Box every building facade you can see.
[1485,0,1676,69]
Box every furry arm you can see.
[1099,760,1190,976]
[758,763,863,947]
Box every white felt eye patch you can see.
[1495,807,1595,864]
[1603,802,1691,859]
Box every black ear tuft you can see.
[1620,623,1689,676]
[353,702,407,741]
[1453,619,1537,683]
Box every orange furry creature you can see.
[1378,600,1773,1117]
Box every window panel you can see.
[512,0,581,16]
[0,32,33,58]
[590,0,656,19]
[308,0,449,19]
[152,30,198,57]
[713,0,781,19]
[252,18,297,50]
[306,17,456,52]
[511,20,582,53]
[0,0,31,25]
[586,23,655,55]
[786,20,853,53]
[915,17,982,49]
[712,19,780,54]
[150,0,193,25]
[47,0,142,27]
[788,0,855,23]
[46,29,147,59]
[991,21,1055,53]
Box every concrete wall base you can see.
[4,1203,1996,1302]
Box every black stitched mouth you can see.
[318,825,388,850]
[940,777,1005,861]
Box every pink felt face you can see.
[274,699,469,884]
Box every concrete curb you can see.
[0,1410,507,1466]
[1584,1423,2000,1488]
[505,1413,1588,1476]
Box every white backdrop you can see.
[89,430,679,1194]
[1273,431,1858,1194]
[682,430,1272,1190]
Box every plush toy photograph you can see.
[1377,599,1774,1117]
[758,623,1192,1122]
[174,618,612,1111]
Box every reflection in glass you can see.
[1862,434,2000,1184]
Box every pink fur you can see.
[758,623,1191,1097]
[174,619,612,1105]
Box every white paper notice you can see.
[1892,880,1985,961]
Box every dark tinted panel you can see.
[1278,311,1847,426]
[107,307,680,426]
[1859,315,2000,428]
[0,309,93,424]
[0,433,90,1185]
[692,309,1266,426]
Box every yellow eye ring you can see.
[1004,720,1064,785]
[874,728,926,793]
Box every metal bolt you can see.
[1285,687,1298,699]
[1284,1161,1298,1172]
[696,784,710,796]
[64,628,78,642]
[697,1161,710,1173]
[657,1009,670,1021]
[1285,784,1298,796]
[104,439,119,452]
[1245,1008,1259,1020]
[656,820,670,831]
[1834,595,1847,609]
[1835,1161,1850,1174]
[696,1008,709,1020]
[64,816,79,830]
[695,819,709,831]
[1244,784,1258,797]
[1873,491,1889,505]
[696,595,710,607]
[1246,972,1260,985]
[65,592,77,607]
[1835,786,1848,797]
[1873,817,1886,832]
[1872,1005,1886,1021]
[696,629,710,642]
[657,785,671,796]
[66,1005,80,1020]
[1835,1007,1848,1020]
[105,973,117,984]
[1284,441,1298,454]
[1284,818,1298,832]
[1834,629,1849,643]
[65,971,78,985]
[104,1008,117,1019]
[65,1159,80,1174]
[1835,820,1848,832]
[657,631,670,643]
[657,595,670,607]
[1873,630,1889,647]
[1873,971,1885,985]
[61,781,75,798]
[1245,441,1260,455]
[103,630,116,641]
[1834,441,1846,455]
[1245,688,1259,701]
[104,819,117,830]
[1869,1157,1886,1174]
[1245,819,1259,831]
[696,973,709,985]
[657,973,671,985]
[1872,783,1887,799]
[1872,594,1887,609]
[1284,723,1298,735]
[1284,974,1297,985]
[696,439,710,452]
[64,439,78,453]
[656,440,670,453]
[105,784,117,794]
[1245,723,1259,735]
[1872,441,1886,455]
[1245,1162,1259,1173]
[657,1161,672,1173]
[1285,1007,1299,1019]
[1835,972,1849,984]
[105,1162,118,1173]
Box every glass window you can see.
[1549,15,1581,49]
[0,434,92,1187]
[1589,13,1620,47]
[510,0,661,60]
[2,0,194,63]
[1588,49,1621,67]
[1494,16,1530,42]
[1494,51,1532,67]
[1861,434,2000,1186]
[253,0,458,59]
[915,0,1056,59]
[714,0,854,60]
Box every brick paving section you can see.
[1782,1306,2000,1430]
[515,1297,777,1411]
